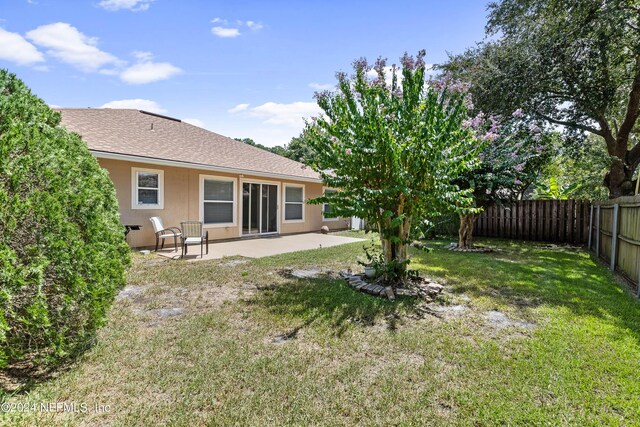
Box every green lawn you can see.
[2,234,639,426]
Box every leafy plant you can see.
[0,70,130,371]
[532,176,582,200]
[357,241,414,283]
[305,51,480,283]
[535,134,610,201]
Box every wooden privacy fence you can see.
[589,196,640,296]
[474,200,591,244]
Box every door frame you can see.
[239,178,280,237]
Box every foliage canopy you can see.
[443,0,640,198]
[0,70,130,371]
[304,51,480,280]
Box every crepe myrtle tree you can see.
[304,51,482,282]
[456,108,552,249]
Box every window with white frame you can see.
[132,168,164,209]
[284,185,304,221]
[323,188,338,221]
[202,176,236,225]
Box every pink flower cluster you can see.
[481,132,499,142]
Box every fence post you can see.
[595,205,601,257]
[588,204,594,250]
[610,203,619,271]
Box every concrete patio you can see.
[155,232,365,261]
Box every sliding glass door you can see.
[242,183,278,235]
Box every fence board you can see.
[475,200,590,244]
[559,201,566,242]
[582,201,590,242]
[568,200,575,243]
[591,195,640,296]
[517,202,523,239]
[551,200,558,241]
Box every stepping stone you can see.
[341,273,396,300]
[426,283,444,294]
[367,285,379,294]
[385,287,395,300]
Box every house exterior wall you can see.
[98,158,347,248]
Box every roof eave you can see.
[91,150,324,184]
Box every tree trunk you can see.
[458,213,477,249]
[604,157,636,198]
[379,215,412,284]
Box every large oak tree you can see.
[444,0,640,198]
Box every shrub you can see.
[0,70,130,370]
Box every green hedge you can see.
[0,70,130,369]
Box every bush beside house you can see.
[0,70,130,370]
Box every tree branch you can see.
[535,110,604,135]
[617,54,640,145]
[595,117,618,155]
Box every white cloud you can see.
[228,103,250,113]
[210,18,263,38]
[119,51,181,84]
[131,50,152,62]
[211,26,241,38]
[246,21,263,31]
[309,82,333,91]
[249,101,321,127]
[100,99,166,114]
[98,0,154,11]
[182,118,205,128]
[26,22,120,72]
[21,27,181,83]
[0,27,45,65]
[120,62,181,84]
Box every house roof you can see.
[56,108,321,182]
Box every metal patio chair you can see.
[180,221,209,258]
[149,216,182,252]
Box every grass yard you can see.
[2,234,639,426]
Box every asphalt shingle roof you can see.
[57,108,321,181]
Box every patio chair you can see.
[149,216,182,252]
[180,221,209,258]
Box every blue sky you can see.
[0,0,489,147]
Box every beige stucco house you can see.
[58,108,346,248]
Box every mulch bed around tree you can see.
[445,243,494,253]
[339,271,444,301]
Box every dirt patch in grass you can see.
[120,281,259,328]
[278,267,339,279]
[116,285,148,301]
[219,258,250,268]
[432,304,468,317]
[483,310,535,330]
